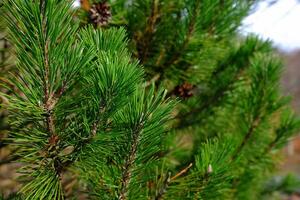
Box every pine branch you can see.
[171,163,193,181]
[39,1,67,176]
[119,125,143,200]
[160,139,234,199]
[91,105,107,137]
[154,164,193,200]
[138,0,160,63]
[164,0,200,68]
[175,69,243,130]
[3,0,93,198]
[43,40,56,137]
[175,37,271,130]
[264,111,300,154]
[147,0,201,85]
[232,116,261,160]
[154,172,171,200]
[231,55,284,161]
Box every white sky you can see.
[73,0,300,52]
[242,0,300,52]
[73,0,80,7]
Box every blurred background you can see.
[241,0,300,172]
[242,0,300,198]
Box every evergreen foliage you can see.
[0,0,299,199]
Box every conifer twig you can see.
[41,4,56,136]
[232,117,261,160]
[175,67,245,130]
[145,74,161,87]
[91,105,106,136]
[163,0,200,69]
[43,41,57,139]
[119,125,143,200]
[155,172,171,200]
[154,163,193,200]
[138,0,160,63]
[170,163,193,181]
[264,140,277,155]
[40,0,67,176]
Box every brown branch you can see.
[171,163,193,181]
[164,0,200,68]
[263,135,280,155]
[138,0,160,63]
[39,1,67,177]
[145,74,161,87]
[118,125,143,200]
[154,163,193,200]
[154,172,171,200]
[43,40,56,137]
[153,0,201,86]
[263,127,283,155]
[244,127,283,167]
[91,105,106,137]
[40,1,66,138]
[55,81,67,99]
[40,0,56,137]
[61,105,107,174]
[232,117,261,160]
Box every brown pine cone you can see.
[89,1,112,27]
[174,82,196,99]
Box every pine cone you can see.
[89,2,112,27]
[174,82,195,99]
